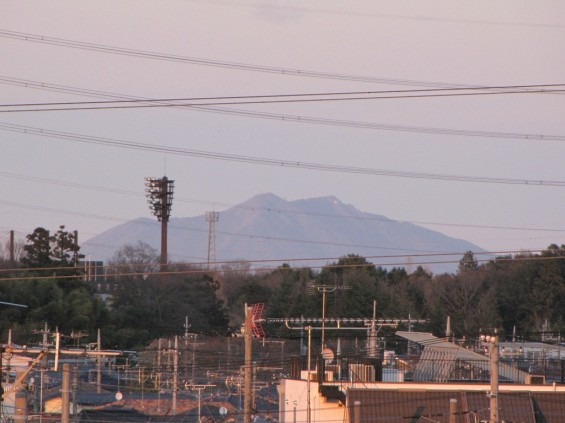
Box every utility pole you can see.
[184,316,190,343]
[313,284,351,351]
[449,398,458,423]
[490,335,499,423]
[244,304,253,423]
[172,336,178,416]
[96,329,101,394]
[306,326,312,423]
[367,301,378,358]
[481,334,499,423]
[145,176,175,282]
[186,383,216,422]
[61,363,70,423]
[73,230,79,266]
[9,230,15,265]
[0,345,4,421]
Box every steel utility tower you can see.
[205,211,219,270]
[145,177,174,279]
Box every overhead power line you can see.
[0,29,512,88]
[1,84,564,112]
[2,76,564,142]
[3,193,564,266]
[2,122,565,187]
[0,199,487,257]
[1,252,563,282]
[3,169,564,234]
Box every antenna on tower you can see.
[145,176,174,282]
[205,211,219,270]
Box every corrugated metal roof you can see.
[397,331,529,383]
[396,331,450,347]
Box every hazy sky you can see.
[2,1,565,263]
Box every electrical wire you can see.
[2,76,564,142]
[4,83,564,107]
[1,201,468,257]
[0,251,561,282]
[0,29,477,88]
[2,191,565,268]
[2,122,565,187]
[0,248,534,275]
[2,173,562,232]
[2,85,564,113]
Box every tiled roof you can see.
[348,390,467,423]
[532,392,565,423]
[347,389,547,423]
[466,391,535,423]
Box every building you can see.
[277,331,565,423]
[278,377,565,423]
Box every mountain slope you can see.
[82,193,484,274]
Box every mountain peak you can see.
[82,193,484,274]
[240,193,287,207]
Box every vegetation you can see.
[2,226,565,350]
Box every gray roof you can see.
[396,331,529,383]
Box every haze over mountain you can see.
[82,193,484,274]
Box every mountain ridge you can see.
[82,193,484,274]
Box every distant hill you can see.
[82,193,484,274]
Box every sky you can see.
[1,0,565,263]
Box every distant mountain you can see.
[82,193,484,274]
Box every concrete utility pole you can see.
[367,300,378,358]
[481,334,499,423]
[187,383,216,422]
[490,335,499,423]
[172,336,178,415]
[313,284,351,351]
[145,176,175,282]
[244,304,253,423]
[306,326,312,423]
[449,398,458,423]
[97,329,102,393]
[353,400,361,423]
[61,364,70,423]
[9,230,15,265]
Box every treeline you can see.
[2,226,565,350]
